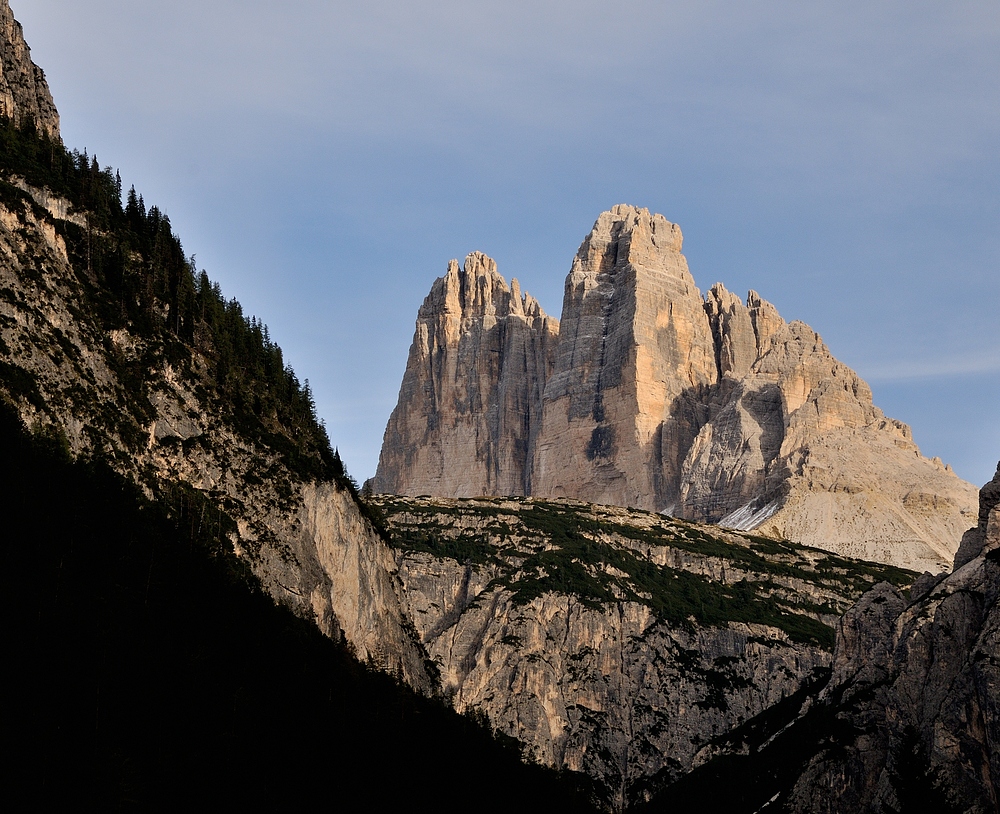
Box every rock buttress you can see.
[531,205,718,512]
[0,0,60,139]
[374,252,558,497]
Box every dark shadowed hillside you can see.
[0,401,596,812]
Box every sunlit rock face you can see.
[377,205,977,571]
[680,299,976,572]
[532,205,718,512]
[0,0,60,138]
[374,252,559,497]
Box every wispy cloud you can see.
[862,353,1000,382]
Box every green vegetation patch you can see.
[374,497,896,648]
[504,503,835,647]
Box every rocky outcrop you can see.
[532,206,717,512]
[0,177,430,689]
[374,494,915,810]
[777,465,1000,812]
[378,205,977,572]
[955,461,1000,568]
[651,466,1000,812]
[374,252,558,497]
[681,303,974,571]
[0,0,59,138]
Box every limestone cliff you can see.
[7,4,990,805]
[0,0,59,138]
[378,205,977,572]
[682,295,974,571]
[532,205,717,511]
[373,494,915,810]
[0,171,429,689]
[374,252,558,496]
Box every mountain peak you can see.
[576,205,686,278]
[378,207,978,572]
[376,254,558,497]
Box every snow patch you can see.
[719,499,781,531]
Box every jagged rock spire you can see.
[376,206,978,571]
[374,253,558,497]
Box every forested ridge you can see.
[0,114,351,487]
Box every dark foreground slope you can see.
[0,38,596,806]
[0,44,601,803]
[0,402,595,812]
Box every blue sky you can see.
[12,0,1000,487]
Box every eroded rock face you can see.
[640,467,1000,812]
[532,205,717,512]
[780,465,1000,813]
[375,495,913,810]
[0,0,59,138]
[421,586,825,812]
[681,311,975,571]
[374,252,558,497]
[378,205,977,572]
[0,180,430,690]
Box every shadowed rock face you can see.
[781,465,1000,813]
[377,205,977,571]
[0,0,59,138]
[610,468,1000,814]
[0,6,435,690]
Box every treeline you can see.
[0,114,117,212]
[0,115,345,485]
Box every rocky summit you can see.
[377,252,559,497]
[375,205,977,572]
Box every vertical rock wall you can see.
[0,0,59,138]
[531,205,718,511]
[374,253,558,497]
[376,205,977,571]
[0,182,432,690]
